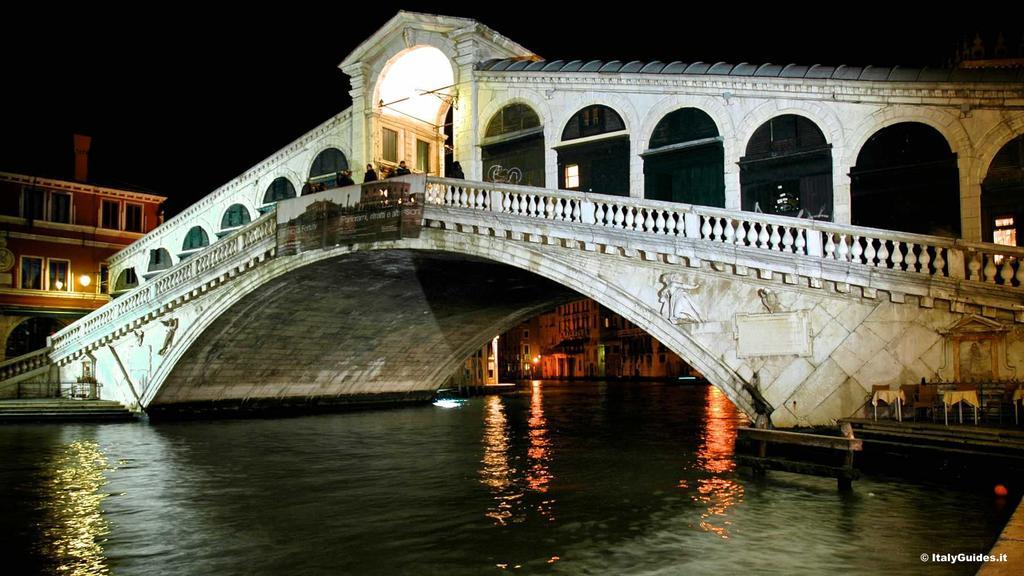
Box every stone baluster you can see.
[666,212,679,236]
[1000,256,1014,284]
[824,232,836,259]
[655,210,666,234]
[594,202,606,226]
[1015,258,1024,287]
[890,241,904,270]
[526,194,536,217]
[723,219,735,244]
[967,252,982,281]
[734,220,748,246]
[851,236,865,264]
[984,254,998,283]
[613,205,625,228]
[781,226,794,253]
[755,223,768,249]
[643,209,655,232]
[795,228,807,255]
[746,221,759,247]
[903,243,917,272]
[918,245,931,274]
[838,234,850,261]
[769,224,781,250]
[711,217,723,242]
[624,206,636,230]
[701,216,713,240]
[876,239,889,268]
[571,200,581,223]
[933,248,947,276]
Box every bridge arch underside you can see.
[148,250,584,417]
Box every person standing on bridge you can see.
[448,161,465,179]
[363,164,378,183]
[394,160,411,177]
[337,170,355,186]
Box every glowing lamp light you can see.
[532,355,541,364]
[54,279,64,291]
[79,274,92,287]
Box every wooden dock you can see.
[840,418,1024,462]
[737,427,863,490]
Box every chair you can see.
[913,384,939,422]
[899,384,918,421]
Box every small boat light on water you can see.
[433,399,465,409]
[677,376,697,381]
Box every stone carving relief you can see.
[658,273,702,324]
[158,317,179,356]
[757,288,781,314]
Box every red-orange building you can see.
[0,139,165,359]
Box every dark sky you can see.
[0,3,1011,215]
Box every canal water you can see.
[0,381,1013,575]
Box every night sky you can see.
[0,4,1012,215]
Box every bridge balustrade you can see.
[424,177,1024,289]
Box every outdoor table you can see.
[872,389,905,422]
[941,390,979,426]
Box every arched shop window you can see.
[556,105,628,196]
[114,268,138,292]
[263,177,296,204]
[308,148,349,190]
[482,103,545,187]
[221,204,251,230]
[850,122,959,236]
[643,108,724,207]
[740,115,833,220]
[982,135,1024,246]
[182,226,210,252]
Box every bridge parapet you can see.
[424,177,1024,319]
[49,212,278,363]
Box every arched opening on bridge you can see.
[556,105,629,196]
[147,248,173,277]
[220,204,251,236]
[180,226,210,258]
[850,123,960,236]
[482,103,545,187]
[739,115,833,220]
[113,268,138,293]
[643,108,724,207]
[150,250,753,423]
[262,177,297,206]
[981,135,1024,246]
[307,148,349,191]
[5,317,66,358]
[373,46,454,178]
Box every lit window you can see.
[994,216,1016,247]
[565,164,580,189]
[383,128,398,162]
[417,140,430,172]
[48,260,70,291]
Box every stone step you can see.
[0,400,136,423]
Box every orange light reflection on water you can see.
[691,386,744,539]
[526,381,552,495]
[480,395,517,525]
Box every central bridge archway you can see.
[144,237,759,418]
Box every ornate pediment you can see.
[941,314,1009,335]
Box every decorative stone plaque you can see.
[735,311,810,358]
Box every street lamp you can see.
[79,274,92,288]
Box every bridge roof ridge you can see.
[476,57,1024,83]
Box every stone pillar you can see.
[832,147,851,225]
[959,155,982,242]
[452,34,480,181]
[723,137,742,211]
[630,131,644,198]
[342,63,371,177]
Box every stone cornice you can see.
[0,172,167,203]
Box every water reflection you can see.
[479,382,556,526]
[691,385,744,538]
[38,439,111,575]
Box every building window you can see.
[182,226,210,251]
[222,204,251,229]
[994,216,1016,247]
[523,344,530,356]
[101,200,120,230]
[48,259,70,291]
[99,264,110,294]
[416,140,431,172]
[383,128,399,163]
[522,329,529,339]
[125,203,143,232]
[23,188,46,220]
[50,193,71,223]
[20,256,43,290]
[565,164,580,189]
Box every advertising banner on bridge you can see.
[276,176,424,256]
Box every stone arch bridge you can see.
[42,175,1024,426]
